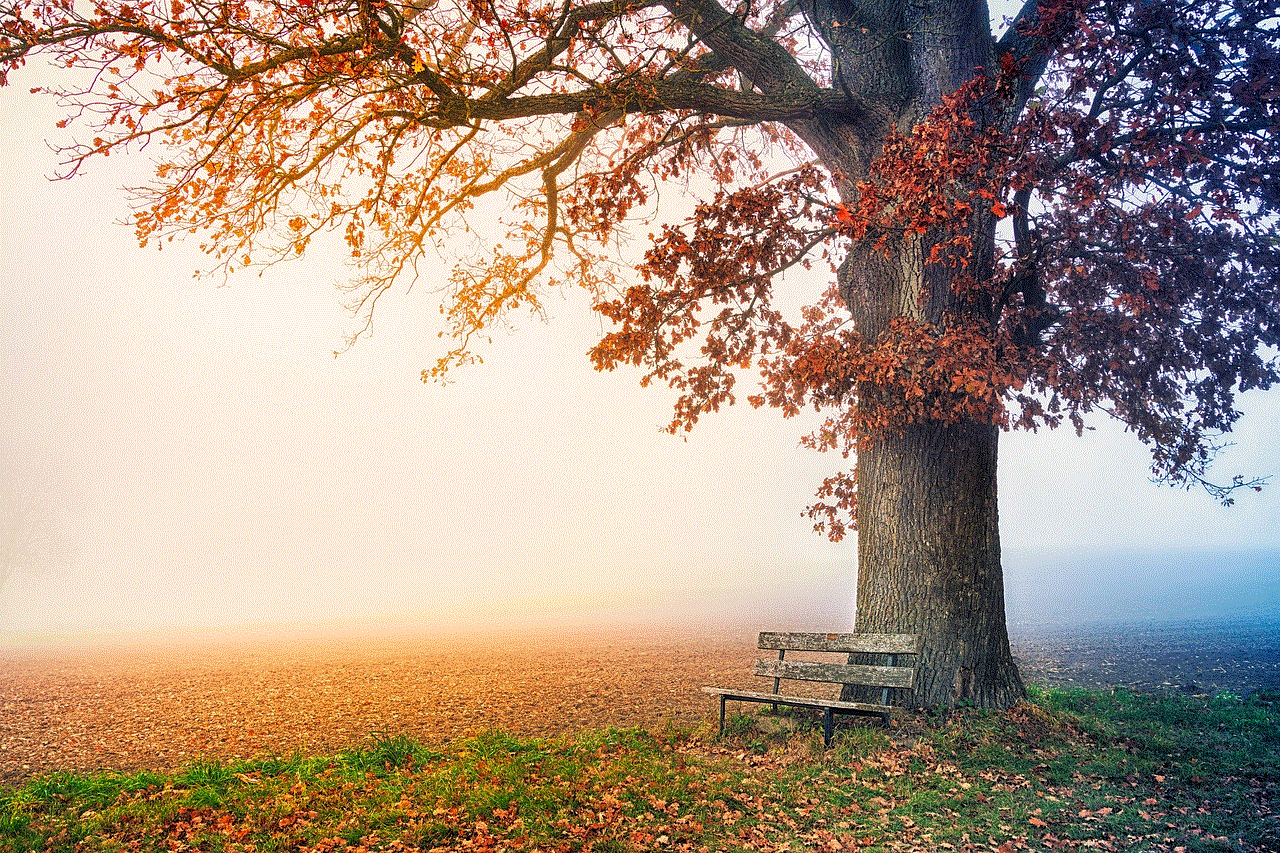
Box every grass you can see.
[1,688,1276,852]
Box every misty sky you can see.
[2,40,1279,647]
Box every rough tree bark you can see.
[792,0,1029,708]
[835,226,1027,708]
[854,422,1026,707]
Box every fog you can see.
[3,64,1279,652]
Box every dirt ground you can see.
[2,620,1278,787]
[1007,617,1280,696]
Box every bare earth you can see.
[2,618,1278,787]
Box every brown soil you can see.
[1008,618,1280,696]
[0,630,759,787]
[2,620,1277,787]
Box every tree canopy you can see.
[2,0,1275,530]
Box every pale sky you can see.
[2,40,1278,648]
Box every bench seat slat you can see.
[757,631,921,655]
[700,686,891,717]
[752,658,915,689]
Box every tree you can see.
[1,0,1276,707]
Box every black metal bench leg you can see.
[823,708,834,749]
[719,695,727,737]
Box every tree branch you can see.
[996,0,1083,123]
[660,0,870,116]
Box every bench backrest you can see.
[755,631,921,695]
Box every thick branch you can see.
[660,0,870,115]
[466,80,857,121]
[996,0,1081,123]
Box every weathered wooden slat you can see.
[757,631,921,655]
[700,686,891,716]
[753,658,915,689]
[702,631,920,747]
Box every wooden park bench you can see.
[702,631,921,748]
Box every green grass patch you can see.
[2,688,1276,852]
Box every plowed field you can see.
[3,619,1277,786]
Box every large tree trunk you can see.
[794,0,1026,710]
[830,217,1027,710]
[852,421,1026,708]
[821,187,1026,709]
